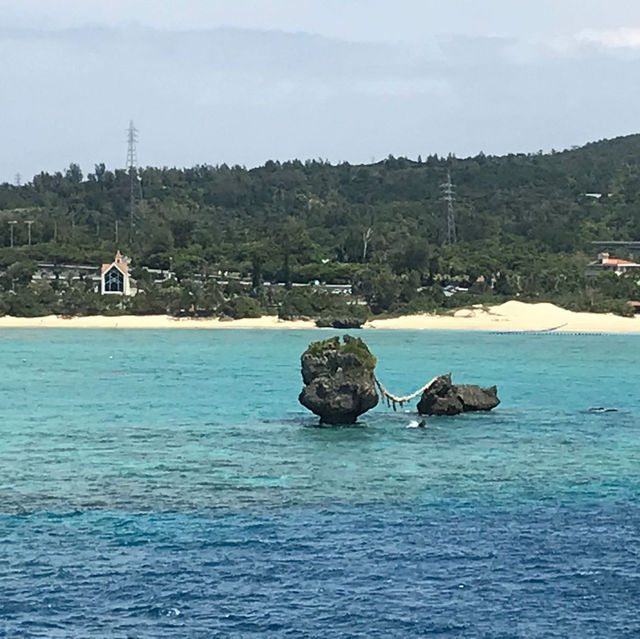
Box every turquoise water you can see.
[1,329,639,637]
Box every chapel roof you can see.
[100,250,129,275]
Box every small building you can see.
[586,252,640,276]
[100,250,132,295]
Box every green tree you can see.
[65,163,83,185]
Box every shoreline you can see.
[1,301,639,333]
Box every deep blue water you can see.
[0,329,639,637]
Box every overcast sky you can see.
[2,0,640,182]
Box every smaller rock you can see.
[416,374,463,415]
[417,374,499,416]
[456,384,499,412]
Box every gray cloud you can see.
[6,0,640,43]
[2,18,640,182]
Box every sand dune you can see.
[365,300,640,333]
[0,301,639,332]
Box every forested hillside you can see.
[1,134,639,318]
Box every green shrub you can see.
[277,288,367,321]
[221,295,264,319]
[7,288,48,317]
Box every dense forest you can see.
[1,134,640,319]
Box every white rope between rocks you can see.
[373,374,442,411]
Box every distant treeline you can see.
[1,134,640,317]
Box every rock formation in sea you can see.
[298,335,378,424]
[416,373,499,416]
[315,317,364,329]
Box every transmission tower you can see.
[126,120,142,232]
[15,173,21,187]
[440,169,457,244]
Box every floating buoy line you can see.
[491,322,568,335]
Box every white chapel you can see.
[100,250,132,295]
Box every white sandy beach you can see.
[0,314,317,329]
[365,300,640,333]
[0,301,639,332]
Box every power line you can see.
[440,169,457,244]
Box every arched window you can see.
[104,267,124,292]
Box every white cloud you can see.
[553,27,640,54]
[576,27,640,48]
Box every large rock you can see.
[299,335,378,424]
[417,374,499,416]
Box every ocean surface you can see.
[0,328,638,638]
